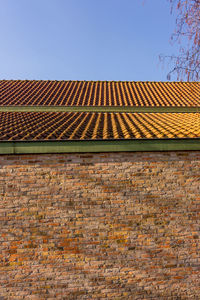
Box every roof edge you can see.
[0,79,199,83]
[0,139,200,154]
[0,106,199,113]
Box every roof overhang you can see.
[0,138,200,154]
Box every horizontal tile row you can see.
[0,80,199,107]
[0,112,199,141]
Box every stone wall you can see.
[0,151,199,299]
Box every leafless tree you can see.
[161,0,200,81]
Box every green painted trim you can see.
[0,139,199,154]
[0,106,199,113]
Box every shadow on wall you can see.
[0,151,199,298]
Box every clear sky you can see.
[0,0,180,81]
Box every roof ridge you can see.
[0,79,199,83]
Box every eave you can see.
[0,138,200,154]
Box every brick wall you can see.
[0,151,199,299]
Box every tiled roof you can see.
[0,80,199,107]
[0,111,199,141]
[0,80,199,146]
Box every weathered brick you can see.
[0,151,199,299]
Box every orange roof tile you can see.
[0,80,199,107]
[0,111,199,141]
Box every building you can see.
[0,80,200,299]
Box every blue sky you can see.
[0,0,180,81]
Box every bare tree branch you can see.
[165,0,200,81]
